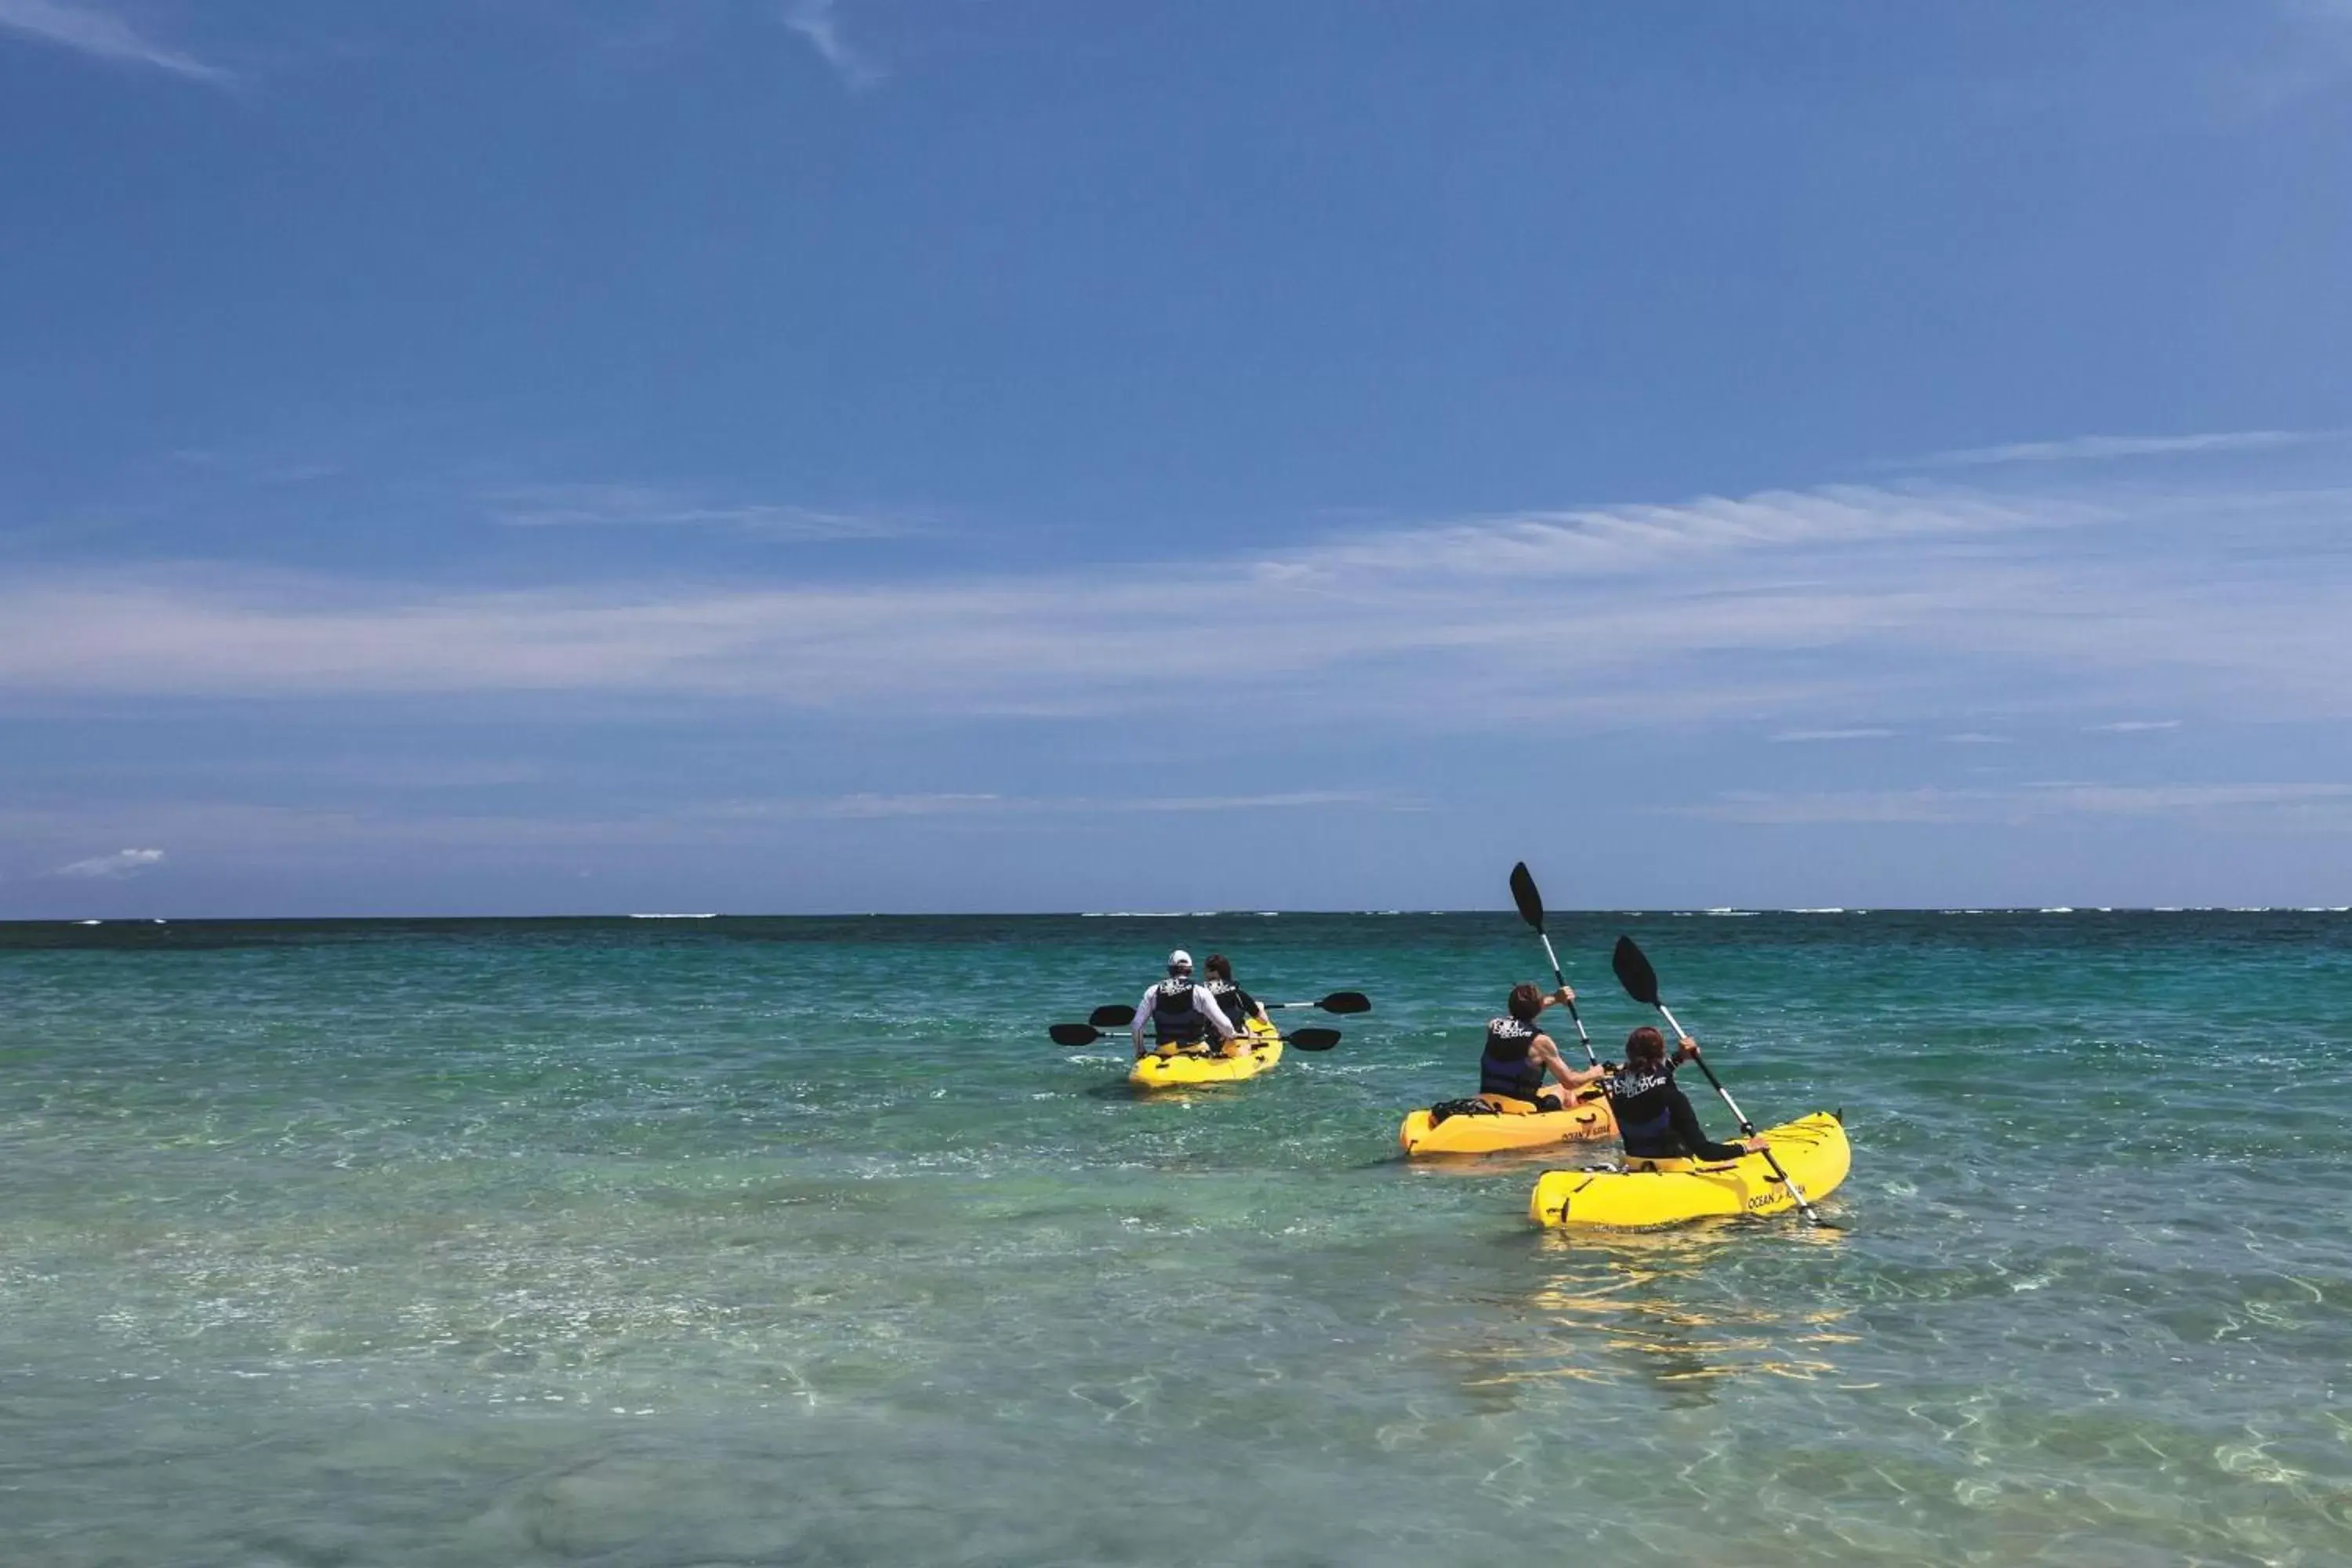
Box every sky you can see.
[4,0,2351,916]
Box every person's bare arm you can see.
[1535,1034,1602,1093]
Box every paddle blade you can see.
[1287,1027,1341,1051]
[1049,1023,1102,1047]
[1509,861,1546,932]
[1319,991,1371,1015]
[1087,1004,1132,1029]
[1611,935,1661,1007]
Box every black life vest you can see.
[1151,979,1208,1046]
[1479,1017,1548,1100]
[1204,978,1254,1028]
[1602,1064,1683,1157]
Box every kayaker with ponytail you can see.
[1200,954,1270,1033]
[1476,982,1585,1110]
[1569,1026,1765,1161]
[1128,949,1241,1060]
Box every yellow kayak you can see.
[1127,1018,1284,1090]
[1528,1112,1849,1228]
[1399,1088,1617,1157]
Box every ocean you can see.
[3,910,2348,1566]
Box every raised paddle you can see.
[1088,992,1367,1029]
[1507,862,1599,1066]
[1610,935,1824,1224]
[1046,1023,1340,1051]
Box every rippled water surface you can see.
[3,911,2350,1566]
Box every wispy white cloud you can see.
[699,792,1006,821]
[1942,732,2010,745]
[0,0,228,83]
[782,0,883,89]
[1124,791,1405,814]
[0,792,1410,869]
[53,847,165,879]
[2,471,2349,746]
[171,449,343,485]
[1769,728,1896,743]
[1675,782,2352,827]
[1910,430,2332,469]
[486,483,907,542]
[1279,485,2082,579]
[2092,719,2183,732]
[694,789,1406,822]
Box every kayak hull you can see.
[1128,1019,1283,1090]
[1399,1090,1617,1156]
[1528,1112,1849,1228]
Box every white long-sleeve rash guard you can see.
[1130,982,1238,1053]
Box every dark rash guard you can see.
[1602,1063,1748,1161]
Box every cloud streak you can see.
[3,474,2349,746]
[53,847,166,879]
[692,790,1407,821]
[1675,782,2352,827]
[485,484,907,542]
[0,793,1410,866]
[0,0,228,82]
[1911,430,2333,469]
[782,0,883,89]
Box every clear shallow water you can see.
[2,911,2349,1566]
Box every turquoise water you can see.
[4,911,2350,1566]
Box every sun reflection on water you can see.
[1446,1224,1858,1407]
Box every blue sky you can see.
[5,1,2351,916]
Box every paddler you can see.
[1559,1026,1765,1160]
[1200,954,1271,1033]
[1129,949,1242,1059]
[1477,982,1588,1110]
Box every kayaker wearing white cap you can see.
[1130,949,1240,1060]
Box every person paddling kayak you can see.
[1561,1026,1766,1160]
[1200,954,1271,1033]
[1129,949,1241,1060]
[1478,982,1587,1110]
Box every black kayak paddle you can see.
[1046,1022,1339,1052]
[1610,935,1823,1224]
[1087,991,1367,1030]
[1265,990,1371,1014]
[1507,862,1599,1065]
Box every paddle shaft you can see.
[1104,991,1364,1026]
[1652,1000,1820,1221]
[1535,931,1600,1067]
[1263,991,1370,1014]
[1052,1022,1335,1051]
